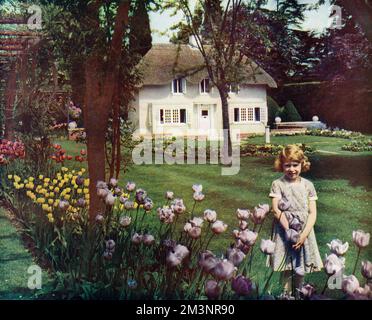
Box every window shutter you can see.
[229,106,234,124]
[183,78,187,94]
[147,103,152,127]
[260,107,267,123]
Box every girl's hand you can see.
[293,233,307,250]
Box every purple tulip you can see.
[132,233,143,245]
[352,230,370,248]
[96,181,108,189]
[188,226,202,239]
[135,189,147,204]
[226,248,246,267]
[327,239,349,256]
[124,201,134,210]
[109,178,118,187]
[103,250,113,260]
[238,230,258,246]
[76,198,86,208]
[361,261,372,280]
[97,188,109,199]
[143,198,153,211]
[58,200,69,211]
[119,196,128,204]
[342,275,360,295]
[285,229,300,243]
[251,206,268,224]
[260,239,276,255]
[231,275,253,296]
[211,259,235,281]
[198,251,218,273]
[298,283,315,299]
[324,254,345,276]
[75,176,84,186]
[106,239,115,251]
[114,187,122,196]
[205,280,220,300]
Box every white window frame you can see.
[159,107,187,125]
[233,107,262,123]
[199,78,211,94]
[172,78,186,95]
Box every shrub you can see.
[282,100,302,122]
[267,96,281,127]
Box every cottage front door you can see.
[199,107,211,133]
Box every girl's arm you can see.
[293,200,317,250]
[272,197,290,230]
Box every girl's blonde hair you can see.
[274,144,311,172]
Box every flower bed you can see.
[341,139,372,152]
[3,170,370,300]
[241,143,315,157]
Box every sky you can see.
[149,0,332,43]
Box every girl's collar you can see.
[283,175,302,184]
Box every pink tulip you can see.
[97,188,109,199]
[184,222,192,233]
[188,226,202,239]
[135,189,147,204]
[124,201,134,210]
[192,184,203,193]
[96,181,108,189]
[58,200,69,211]
[239,220,248,230]
[239,230,258,246]
[165,191,174,200]
[324,254,345,276]
[143,198,153,211]
[361,261,372,280]
[171,198,186,214]
[95,214,104,224]
[352,230,370,248]
[203,209,217,223]
[103,250,113,260]
[105,192,116,206]
[109,178,118,187]
[119,216,131,227]
[232,229,240,239]
[143,234,155,246]
[211,220,227,234]
[132,233,143,245]
[166,252,182,267]
[193,192,205,201]
[353,284,371,300]
[298,283,316,299]
[251,206,268,224]
[327,239,349,256]
[342,275,360,295]
[158,207,175,224]
[190,217,204,227]
[231,275,253,296]
[227,248,246,267]
[205,280,220,300]
[236,209,250,221]
[174,244,189,260]
[211,259,235,281]
[126,181,136,192]
[106,239,115,251]
[114,187,122,196]
[119,196,128,204]
[258,203,270,213]
[260,239,276,255]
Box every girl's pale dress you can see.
[268,176,323,273]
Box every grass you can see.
[0,208,53,300]
[1,134,371,299]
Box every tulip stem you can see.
[352,247,361,275]
[191,200,196,219]
[321,275,330,294]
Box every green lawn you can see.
[0,208,53,300]
[2,134,371,298]
[56,135,372,296]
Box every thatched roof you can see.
[138,44,277,88]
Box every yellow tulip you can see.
[29,177,34,182]
[77,189,82,194]
[48,199,54,205]
[38,175,43,180]
[83,188,89,194]
[84,179,89,187]
[37,198,46,204]
[54,187,60,193]
[47,213,54,223]
[7,175,13,180]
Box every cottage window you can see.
[228,83,239,94]
[233,107,261,123]
[200,78,210,94]
[172,78,186,94]
[160,108,187,124]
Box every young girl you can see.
[268,144,323,295]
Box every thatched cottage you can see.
[130,43,277,140]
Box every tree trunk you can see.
[4,64,17,140]
[218,86,232,158]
